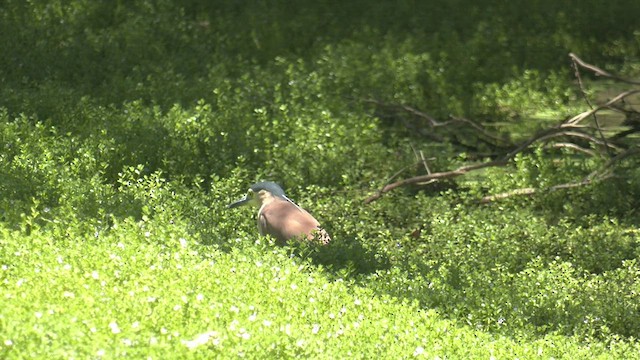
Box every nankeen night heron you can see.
[227,181,331,245]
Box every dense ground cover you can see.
[2,1,640,358]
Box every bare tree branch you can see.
[548,142,596,156]
[569,53,640,86]
[365,54,640,204]
[565,89,640,125]
[478,180,593,204]
[479,146,639,204]
[571,53,611,155]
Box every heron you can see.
[227,181,331,245]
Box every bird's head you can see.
[227,181,287,209]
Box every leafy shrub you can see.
[2,0,640,356]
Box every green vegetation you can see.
[2,1,640,358]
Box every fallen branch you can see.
[569,53,640,86]
[362,98,508,146]
[365,159,506,204]
[478,179,594,204]
[570,53,611,156]
[366,54,640,204]
[564,89,640,125]
[364,126,615,203]
[547,142,596,156]
[478,146,639,203]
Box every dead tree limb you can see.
[571,53,611,156]
[365,54,640,204]
[364,126,613,203]
[569,53,640,86]
[565,89,640,125]
[478,179,594,204]
[478,146,639,204]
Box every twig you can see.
[565,89,640,125]
[362,98,506,145]
[569,53,640,86]
[365,159,506,203]
[548,142,596,156]
[585,145,640,180]
[478,179,593,204]
[571,53,611,155]
[479,146,640,204]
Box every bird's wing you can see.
[260,199,322,243]
[279,198,331,244]
[257,212,268,237]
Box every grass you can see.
[2,1,640,358]
[1,216,639,359]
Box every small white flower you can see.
[109,322,121,334]
[92,271,99,280]
[144,231,151,238]
[312,324,320,334]
[229,305,239,313]
[179,238,188,248]
[263,320,272,327]
[413,346,425,356]
[4,339,13,346]
[196,294,204,301]
[96,349,105,357]
[290,283,298,290]
[35,312,43,319]
[354,299,362,306]
[182,331,219,349]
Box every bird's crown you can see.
[249,181,286,197]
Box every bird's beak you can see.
[227,196,251,209]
